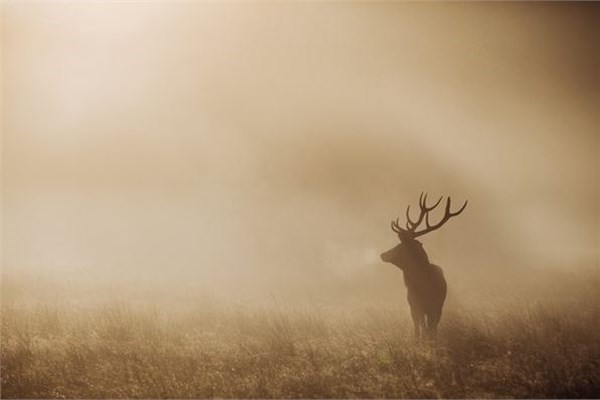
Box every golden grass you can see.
[1,287,599,399]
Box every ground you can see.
[2,280,599,398]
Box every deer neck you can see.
[405,242,430,269]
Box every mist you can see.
[2,2,599,304]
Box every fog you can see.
[2,2,599,303]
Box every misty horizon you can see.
[3,2,599,301]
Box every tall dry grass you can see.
[1,280,599,399]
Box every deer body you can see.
[380,193,466,338]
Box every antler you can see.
[390,193,467,239]
[405,192,443,230]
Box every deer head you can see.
[380,193,467,269]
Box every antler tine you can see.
[405,192,424,231]
[413,196,468,238]
[448,197,468,217]
[406,192,443,232]
[406,191,426,229]
[445,196,453,217]
[405,205,416,229]
[426,195,443,211]
[391,218,402,234]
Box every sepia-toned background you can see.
[2,3,600,398]
[3,2,598,304]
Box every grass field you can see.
[1,274,600,398]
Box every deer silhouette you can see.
[380,193,467,338]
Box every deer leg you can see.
[410,307,424,339]
[425,310,442,338]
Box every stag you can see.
[380,193,467,338]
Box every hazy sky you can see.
[2,2,599,299]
